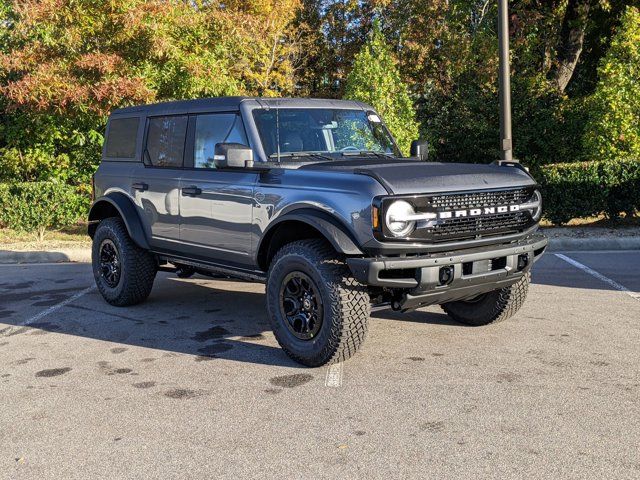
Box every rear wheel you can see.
[92,217,157,306]
[441,273,530,326]
[266,239,370,367]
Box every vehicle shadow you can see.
[372,308,464,327]
[3,274,305,368]
[2,271,481,368]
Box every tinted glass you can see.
[145,116,188,168]
[105,117,139,158]
[252,108,399,159]
[194,114,248,169]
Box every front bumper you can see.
[347,233,548,310]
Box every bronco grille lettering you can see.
[439,204,520,219]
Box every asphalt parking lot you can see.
[1,251,639,479]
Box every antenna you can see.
[498,0,515,162]
[276,100,281,164]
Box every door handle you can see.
[132,182,148,192]
[182,186,202,197]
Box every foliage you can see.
[0,0,306,189]
[0,0,639,225]
[583,6,640,161]
[344,21,419,155]
[0,181,89,240]
[538,158,640,224]
[0,1,306,115]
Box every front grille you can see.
[430,187,530,210]
[429,187,534,242]
[377,186,538,243]
[432,211,531,240]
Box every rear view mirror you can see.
[410,140,429,161]
[214,143,254,169]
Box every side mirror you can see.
[410,140,429,161]
[214,143,254,169]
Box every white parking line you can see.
[325,362,343,387]
[19,285,97,327]
[555,253,639,300]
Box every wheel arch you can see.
[256,208,363,272]
[88,192,150,250]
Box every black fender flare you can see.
[88,192,150,250]
[258,208,363,264]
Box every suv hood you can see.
[300,158,535,194]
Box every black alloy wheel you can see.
[99,239,121,288]
[279,271,323,340]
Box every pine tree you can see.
[344,20,419,156]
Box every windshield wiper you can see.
[269,152,333,161]
[342,150,396,158]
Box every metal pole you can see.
[498,0,514,161]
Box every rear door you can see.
[131,114,187,251]
[179,112,258,266]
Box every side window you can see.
[105,117,139,159]
[145,115,188,168]
[194,114,248,169]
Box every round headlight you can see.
[529,190,542,221]
[385,200,416,237]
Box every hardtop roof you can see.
[111,97,373,117]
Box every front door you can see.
[178,112,257,266]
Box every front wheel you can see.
[441,273,531,326]
[266,239,370,367]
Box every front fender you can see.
[259,208,364,257]
[88,192,150,250]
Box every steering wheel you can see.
[340,146,359,152]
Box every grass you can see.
[0,223,90,250]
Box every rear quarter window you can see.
[105,117,139,159]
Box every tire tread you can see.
[441,272,530,326]
[267,239,370,366]
[92,217,157,307]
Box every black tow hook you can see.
[438,266,455,286]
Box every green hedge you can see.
[538,159,640,224]
[0,181,90,239]
[0,163,638,235]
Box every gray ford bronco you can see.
[89,97,547,366]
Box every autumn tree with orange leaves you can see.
[0,0,306,184]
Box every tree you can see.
[584,6,640,160]
[0,0,306,185]
[547,0,593,93]
[221,0,309,96]
[344,21,419,155]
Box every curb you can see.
[545,236,640,252]
[2,235,639,265]
[0,247,91,264]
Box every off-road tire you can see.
[92,217,157,307]
[441,272,530,326]
[266,239,370,367]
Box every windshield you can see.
[252,108,400,160]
